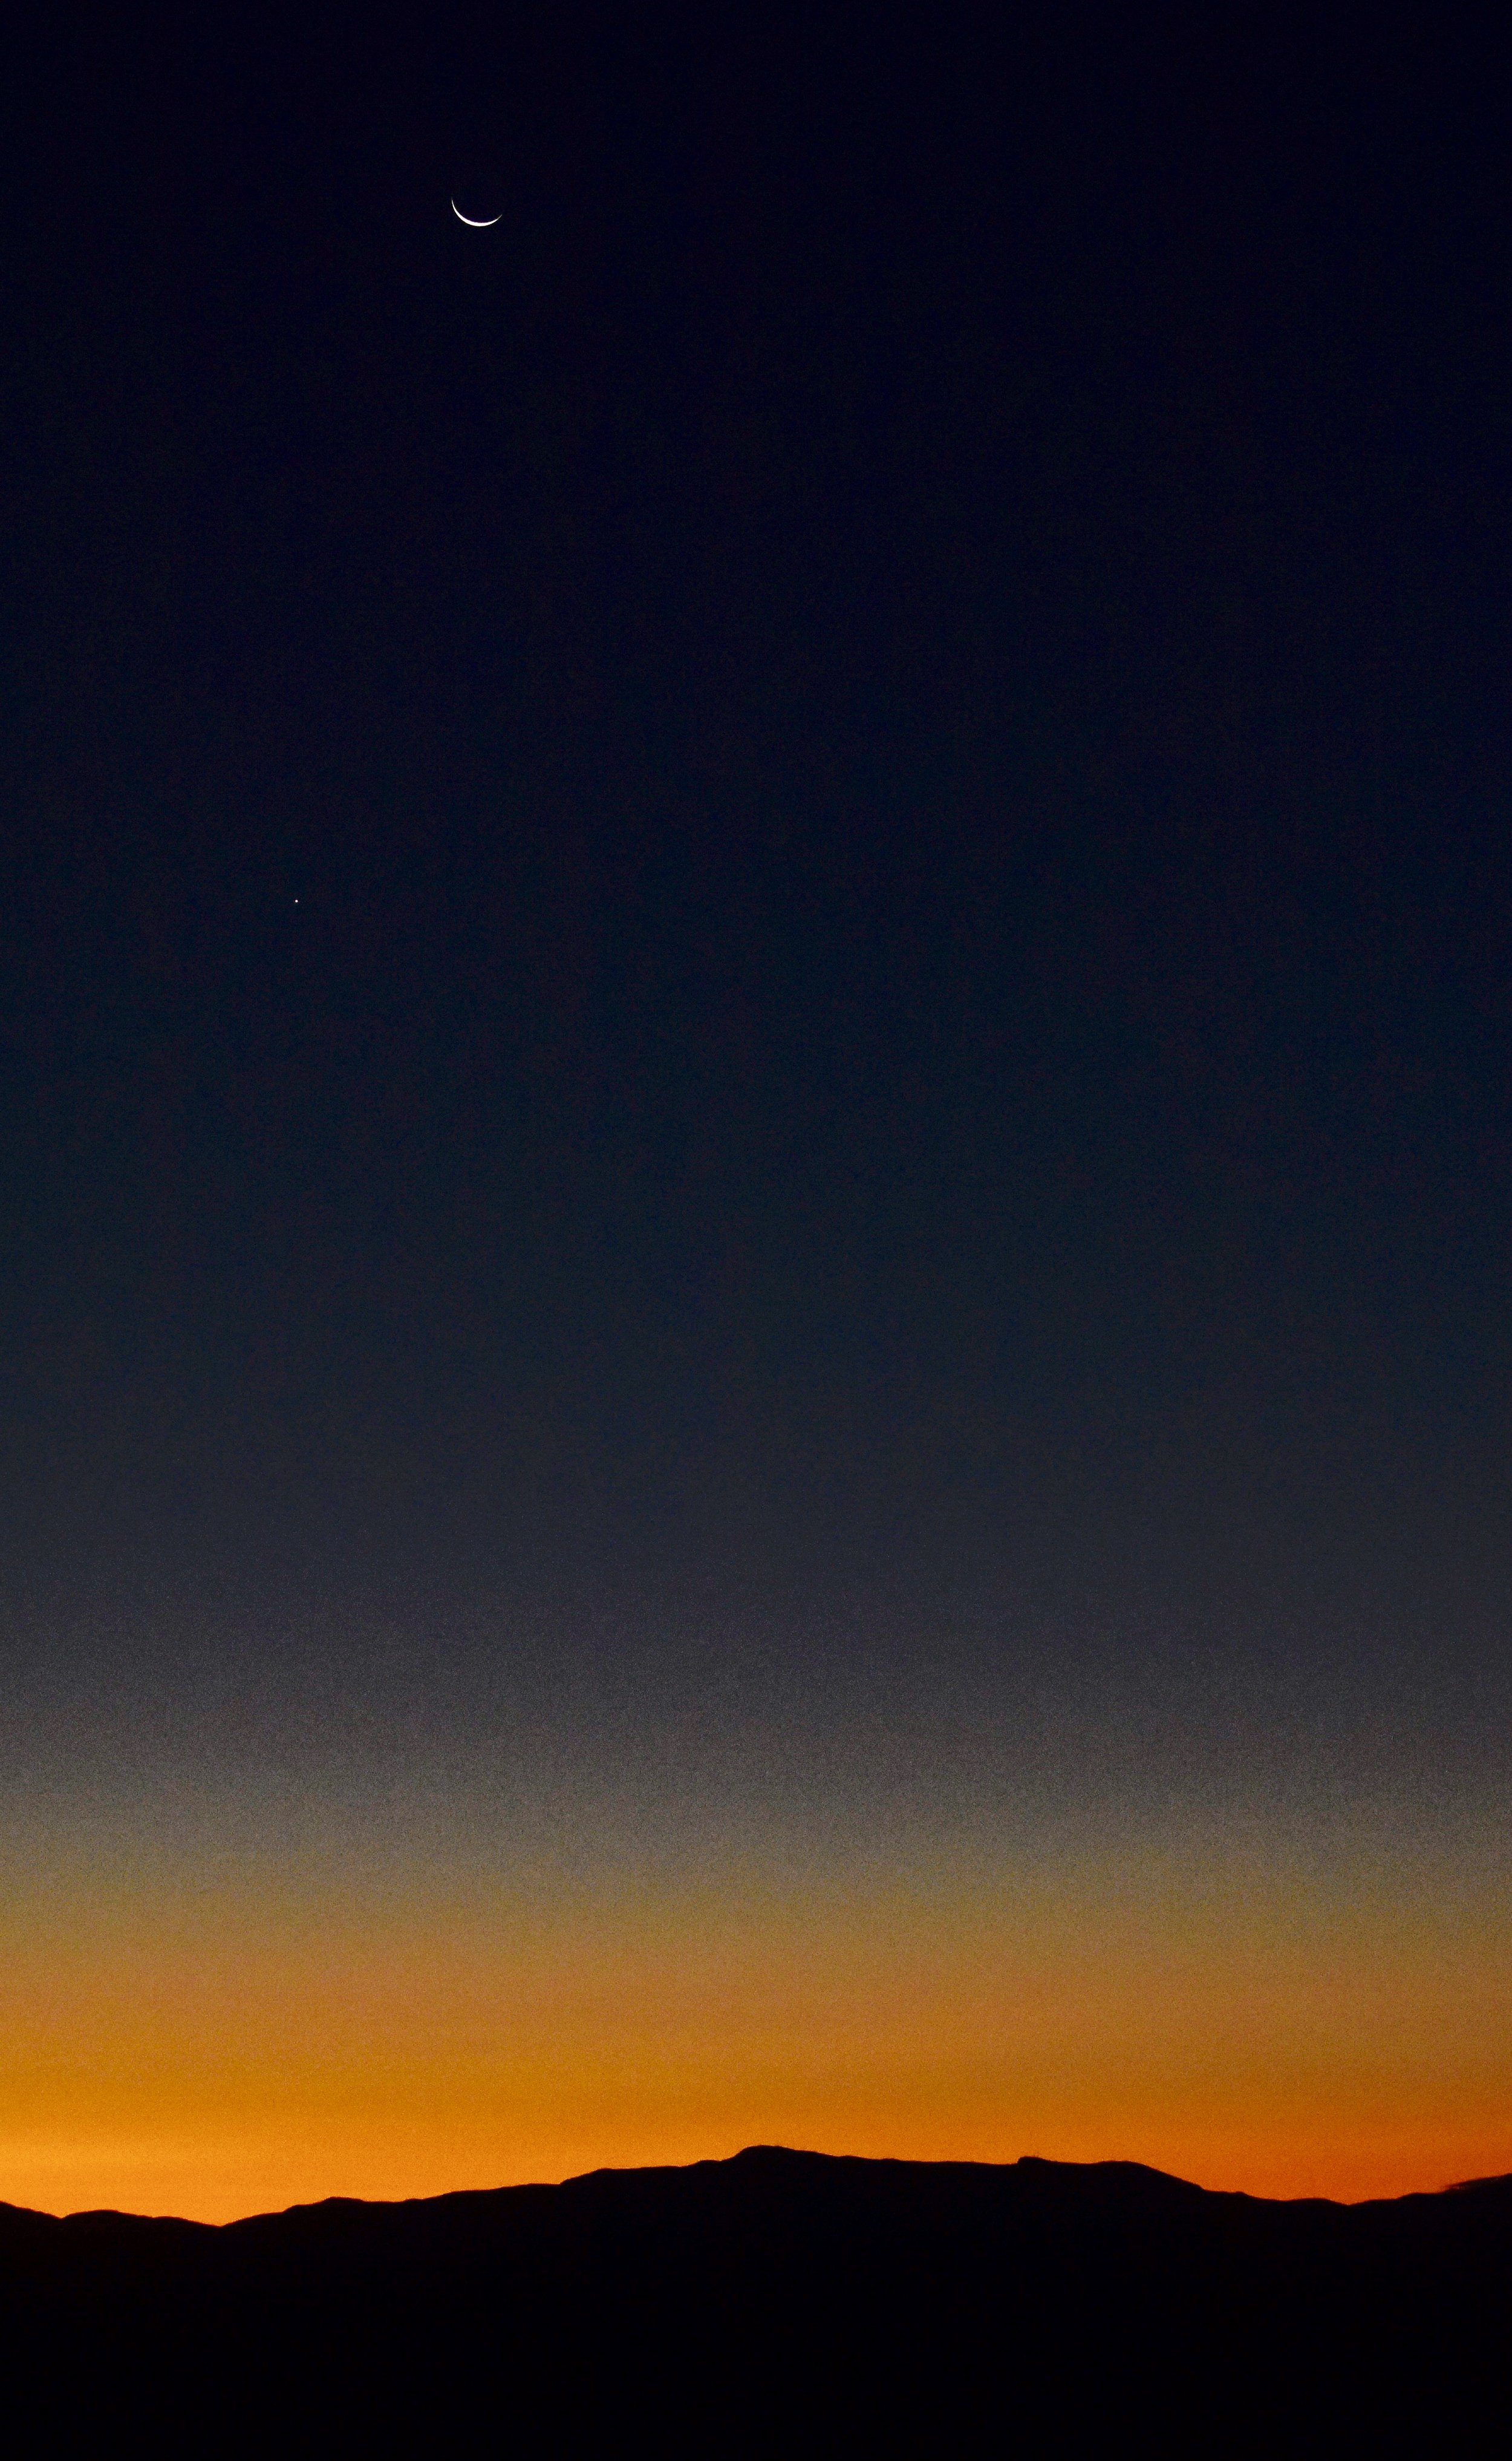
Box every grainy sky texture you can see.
[2,10,1510,2217]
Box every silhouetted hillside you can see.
[2,2146,1507,2454]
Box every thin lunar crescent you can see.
[451,201,502,227]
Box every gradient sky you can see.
[2,12,1510,2218]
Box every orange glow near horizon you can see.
[2,1837,1507,2221]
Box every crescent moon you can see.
[451,201,502,228]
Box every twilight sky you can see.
[2,12,1510,2217]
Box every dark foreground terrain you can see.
[2,2145,1507,2454]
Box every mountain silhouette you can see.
[2,2145,1506,2454]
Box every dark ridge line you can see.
[2,2140,1507,2231]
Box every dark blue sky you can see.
[3,8,1510,1816]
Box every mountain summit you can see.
[3,2146,1506,2453]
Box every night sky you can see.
[4,13,1510,2217]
